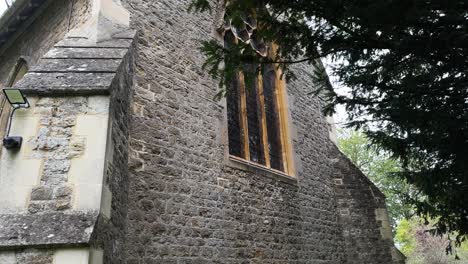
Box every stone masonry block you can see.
[30,186,54,201]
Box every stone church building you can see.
[0,0,404,263]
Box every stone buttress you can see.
[0,0,136,263]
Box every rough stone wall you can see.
[123,0,347,263]
[0,0,91,84]
[0,249,53,264]
[27,97,89,213]
[331,147,404,264]
[90,35,136,264]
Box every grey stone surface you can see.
[30,187,54,201]
[55,38,133,48]
[14,249,53,264]
[112,29,137,39]
[123,1,345,263]
[30,58,122,72]
[15,72,115,95]
[13,34,136,95]
[43,47,129,59]
[332,147,404,264]
[89,34,136,264]
[0,212,96,248]
[121,1,400,263]
[0,249,54,264]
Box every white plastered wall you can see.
[0,96,110,214]
[0,98,41,212]
[68,96,109,211]
[0,248,103,264]
[67,0,130,42]
[53,248,103,264]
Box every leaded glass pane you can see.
[263,64,284,171]
[244,65,265,165]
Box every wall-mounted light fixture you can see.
[3,88,30,149]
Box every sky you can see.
[0,1,10,17]
[323,58,349,129]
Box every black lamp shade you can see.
[3,136,22,149]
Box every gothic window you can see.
[224,24,293,175]
[0,58,28,143]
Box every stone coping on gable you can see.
[0,211,97,249]
[11,30,136,96]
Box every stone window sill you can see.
[225,155,298,185]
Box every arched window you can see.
[224,21,294,176]
[0,58,29,144]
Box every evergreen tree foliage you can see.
[190,0,468,240]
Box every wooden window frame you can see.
[224,44,296,178]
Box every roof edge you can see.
[0,0,50,54]
[0,0,29,27]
